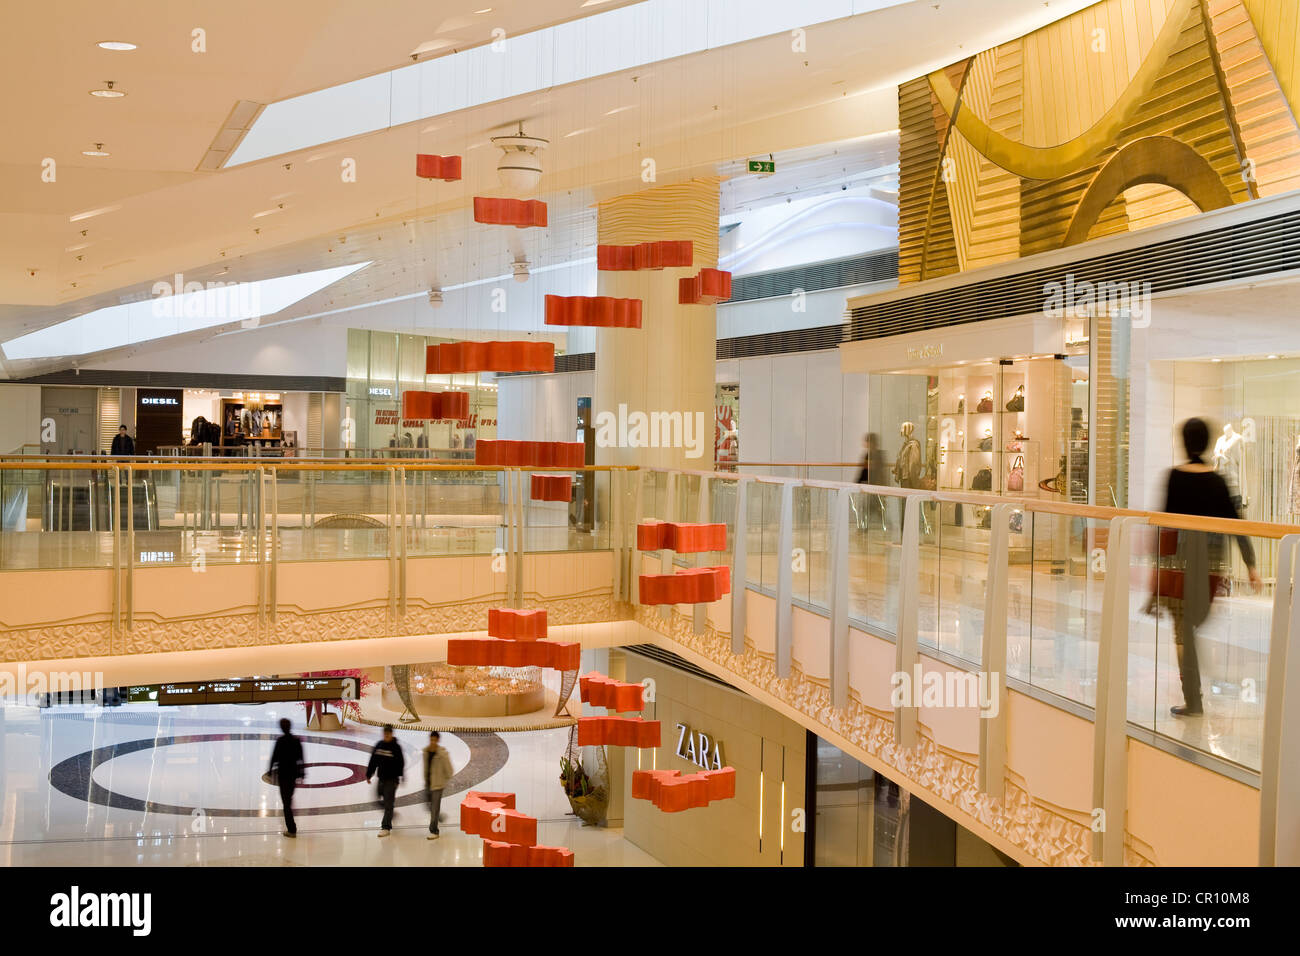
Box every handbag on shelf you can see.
[1006,385,1025,412]
[1009,510,1024,534]
[975,507,992,529]
[957,396,965,414]
[978,431,993,452]
[971,468,993,491]
[976,392,994,413]
[1006,440,1023,453]
[1006,455,1025,492]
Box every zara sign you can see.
[674,722,724,771]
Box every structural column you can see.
[594,178,720,472]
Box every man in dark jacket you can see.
[366,724,404,836]
[110,426,134,456]
[268,718,305,837]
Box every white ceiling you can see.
[0,0,1101,376]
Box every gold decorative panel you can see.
[899,0,1300,281]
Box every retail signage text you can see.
[140,397,179,406]
[368,387,393,397]
[906,344,943,361]
[675,722,724,770]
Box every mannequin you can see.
[893,421,923,489]
[1213,423,1246,509]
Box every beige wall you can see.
[621,653,806,866]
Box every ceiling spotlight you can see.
[82,143,110,157]
[90,80,125,98]
[1268,354,1279,359]
[97,40,137,51]
[428,287,444,307]
[512,258,531,283]
[492,123,548,195]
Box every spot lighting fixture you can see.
[1268,354,1279,359]
[97,40,137,51]
[89,80,125,98]
[82,143,110,157]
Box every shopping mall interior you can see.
[1,0,1299,886]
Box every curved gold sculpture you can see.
[1062,136,1235,246]
[927,0,1195,180]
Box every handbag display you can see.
[976,392,994,413]
[1007,455,1025,492]
[975,507,992,529]
[1006,385,1025,412]
[978,430,993,452]
[971,468,993,491]
[957,396,965,414]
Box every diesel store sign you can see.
[675,722,724,771]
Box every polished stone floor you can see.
[0,703,660,866]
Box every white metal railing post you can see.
[513,468,525,609]
[828,486,850,710]
[775,480,795,679]
[660,471,680,621]
[978,502,1014,797]
[631,469,645,606]
[269,466,279,627]
[398,466,408,618]
[1260,533,1300,865]
[1092,514,1141,865]
[894,493,924,748]
[505,468,516,607]
[387,467,397,623]
[731,476,750,656]
[694,475,711,635]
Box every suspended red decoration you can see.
[483,839,574,868]
[473,196,548,228]
[415,154,462,181]
[530,473,573,502]
[632,768,736,812]
[577,715,661,748]
[639,566,731,605]
[678,268,733,305]
[596,240,694,271]
[487,607,547,641]
[459,791,538,845]
[474,440,585,467]
[636,521,727,553]
[447,637,581,670]
[401,390,470,421]
[426,340,555,374]
[578,673,646,712]
[544,294,642,329]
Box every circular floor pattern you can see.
[49,732,509,818]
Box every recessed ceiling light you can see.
[604,105,635,115]
[97,40,137,51]
[1268,354,1279,359]
[564,127,595,137]
[475,6,493,12]
[82,143,110,157]
[90,81,125,98]
[1211,358,1222,363]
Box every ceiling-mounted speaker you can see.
[492,124,548,194]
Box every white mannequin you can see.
[1214,423,1246,506]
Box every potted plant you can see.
[302,669,375,730]
[560,752,609,827]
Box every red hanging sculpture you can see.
[638,566,731,605]
[678,268,732,305]
[415,154,462,181]
[446,637,581,671]
[530,473,573,502]
[401,390,469,421]
[473,197,548,228]
[631,768,737,812]
[474,439,585,467]
[577,715,661,748]
[544,294,642,329]
[483,840,574,867]
[636,521,727,553]
[426,340,554,374]
[487,607,547,642]
[596,240,694,271]
[578,673,646,712]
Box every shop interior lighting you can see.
[97,41,138,51]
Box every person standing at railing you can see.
[1149,417,1260,718]
[856,432,885,531]
[110,425,134,457]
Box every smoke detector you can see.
[428,287,444,307]
[492,124,548,194]
[511,258,531,283]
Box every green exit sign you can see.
[747,159,775,174]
